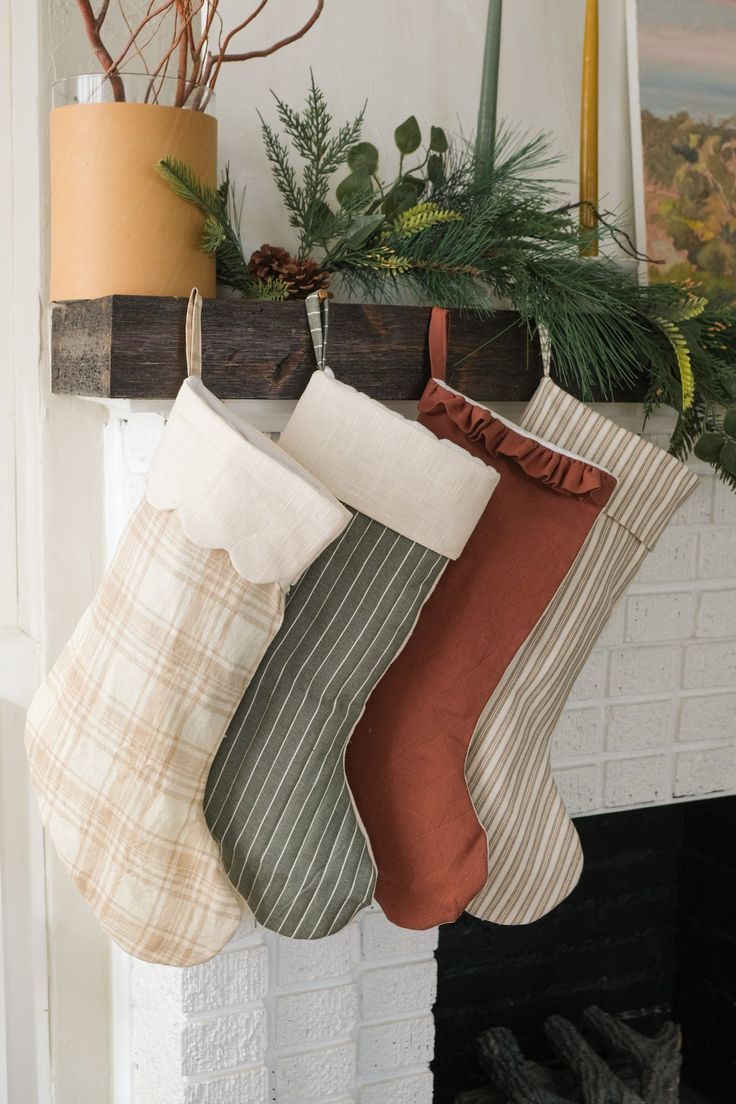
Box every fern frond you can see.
[656,317,696,410]
[392,202,462,239]
[674,293,708,323]
[354,248,413,274]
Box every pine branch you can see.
[156,156,224,217]
[157,157,287,299]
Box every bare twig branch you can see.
[203,0,270,90]
[76,0,324,109]
[75,0,126,98]
[95,0,112,30]
[207,0,325,91]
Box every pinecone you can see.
[248,244,331,299]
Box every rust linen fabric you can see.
[346,309,616,930]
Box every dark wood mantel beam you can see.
[51,296,645,402]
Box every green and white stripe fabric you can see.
[205,509,444,938]
[204,295,497,939]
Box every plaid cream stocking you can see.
[25,291,348,965]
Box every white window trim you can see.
[0,0,52,1099]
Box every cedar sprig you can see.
[259,72,366,258]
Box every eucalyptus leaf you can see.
[345,212,385,247]
[382,179,420,219]
[394,115,421,155]
[427,154,445,186]
[336,169,373,207]
[430,126,448,153]
[720,439,736,476]
[694,432,725,462]
[348,141,379,174]
[722,407,736,437]
[404,175,426,197]
[305,199,338,237]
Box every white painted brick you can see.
[595,600,625,647]
[122,414,165,468]
[569,650,607,701]
[274,983,359,1048]
[132,960,184,1015]
[625,592,695,643]
[274,1043,356,1103]
[360,909,438,961]
[125,472,148,516]
[606,699,676,752]
[228,910,257,943]
[181,945,268,1014]
[361,960,437,1020]
[358,1015,434,1075]
[713,478,736,524]
[117,409,736,1104]
[184,1066,269,1104]
[277,923,361,986]
[674,745,736,797]
[603,755,672,808]
[683,641,736,689]
[131,964,183,1104]
[698,527,736,579]
[679,693,736,742]
[671,475,713,525]
[609,646,678,697]
[636,529,697,584]
[551,707,602,760]
[553,764,601,814]
[182,1009,266,1076]
[696,589,736,638]
[359,1071,434,1104]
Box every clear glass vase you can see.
[52,72,216,113]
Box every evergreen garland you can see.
[159,81,736,487]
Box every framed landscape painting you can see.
[628,0,736,296]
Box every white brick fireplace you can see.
[100,400,736,1104]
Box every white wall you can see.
[213,0,634,258]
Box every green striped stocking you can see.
[204,295,497,938]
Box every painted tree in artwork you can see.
[643,109,736,299]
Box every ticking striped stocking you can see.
[25,291,349,965]
[346,308,617,930]
[463,372,697,925]
[204,294,497,939]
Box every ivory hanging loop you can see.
[186,288,203,379]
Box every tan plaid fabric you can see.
[26,500,284,965]
[466,378,698,925]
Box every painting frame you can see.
[625,0,649,282]
[626,0,736,296]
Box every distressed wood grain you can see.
[51,296,646,402]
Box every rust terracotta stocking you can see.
[346,308,617,929]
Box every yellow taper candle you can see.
[579,0,599,256]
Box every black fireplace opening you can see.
[432,796,736,1104]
